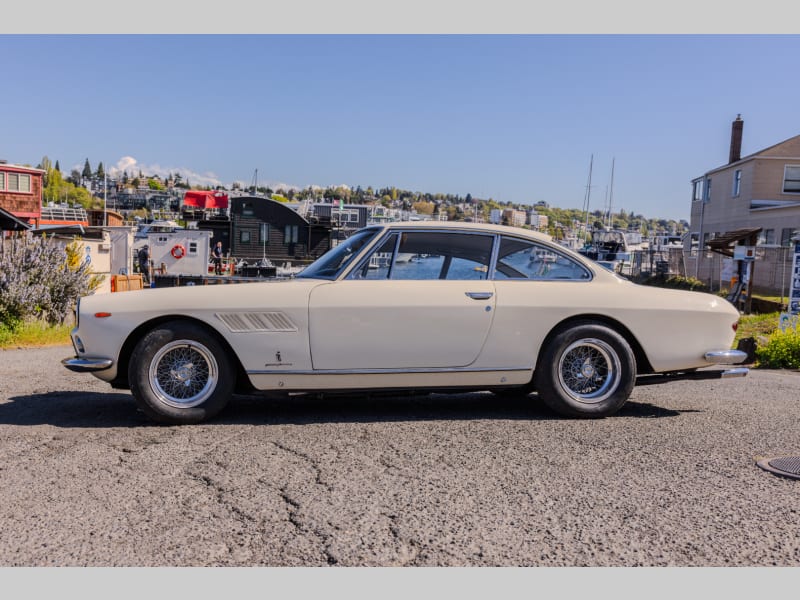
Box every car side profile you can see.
[63,221,748,424]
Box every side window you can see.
[494,237,590,281]
[391,231,493,280]
[348,231,493,281]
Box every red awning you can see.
[182,191,229,209]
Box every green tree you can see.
[96,162,105,180]
[82,158,92,179]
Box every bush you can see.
[0,234,100,328]
[639,274,707,291]
[755,328,800,369]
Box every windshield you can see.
[296,228,381,279]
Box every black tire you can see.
[534,322,636,418]
[128,322,235,424]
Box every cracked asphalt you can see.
[0,345,799,566]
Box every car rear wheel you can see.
[129,322,235,424]
[534,322,635,418]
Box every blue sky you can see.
[3,34,800,222]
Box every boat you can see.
[579,227,649,275]
[133,219,183,241]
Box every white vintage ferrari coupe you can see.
[63,221,748,424]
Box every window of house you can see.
[781,228,796,247]
[285,225,299,244]
[6,172,31,193]
[704,178,712,202]
[732,170,742,197]
[783,166,800,193]
[692,180,704,202]
[0,172,5,190]
[242,202,254,216]
[188,242,198,254]
[259,223,269,243]
[241,230,251,243]
[758,229,775,245]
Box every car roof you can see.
[375,220,554,242]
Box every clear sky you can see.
[3,33,800,222]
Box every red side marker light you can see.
[94,312,112,318]
[732,321,739,332]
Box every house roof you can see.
[0,207,32,231]
[705,133,800,176]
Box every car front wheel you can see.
[534,322,636,418]
[129,322,235,424]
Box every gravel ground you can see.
[0,344,798,567]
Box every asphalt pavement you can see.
[0,345,798,566]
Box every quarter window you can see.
[494,237,590,280]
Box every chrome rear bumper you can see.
[704,349,748,364]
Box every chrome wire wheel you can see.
[148,339,219,409]
[557,338,621,404]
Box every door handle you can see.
[465,292,493,300]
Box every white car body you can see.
[64,221,747,424]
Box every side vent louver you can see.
[215,312,297,333]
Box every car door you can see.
[308,230,496,370]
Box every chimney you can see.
[729,114,743,164]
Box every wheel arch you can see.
[534,314,654,377]
[110,315,252,392]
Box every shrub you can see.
[639,274,707,291]
[755,328,800,369]
[0,234,100,328]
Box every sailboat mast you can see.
[607,157,615,228]
[582,154,593,241]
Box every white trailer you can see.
[147,230,212,276]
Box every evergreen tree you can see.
[82,158,92,179]
[96,162,105,180]
[54,160,60,172]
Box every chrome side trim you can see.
[62,357,114,372]
[215,311,297,333]
[704,349,748,364]
[246,366,530,376]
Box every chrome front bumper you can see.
[62,357,113,372]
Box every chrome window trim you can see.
[340,226,593,283]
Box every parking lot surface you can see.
[0,345,798,566]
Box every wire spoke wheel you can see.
[149,340,218,409]
[536,322,635,418]
[557,338,621,404]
